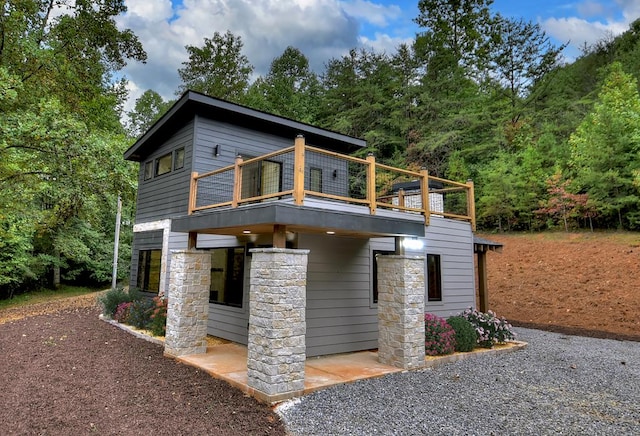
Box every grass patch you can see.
[0,285,104,311]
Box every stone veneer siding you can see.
[247,248,309,398]
[377,254,426,369]
[164,250,211,357]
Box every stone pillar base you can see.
[247,248,309,396]
[164,250,211,357]
[377,254,426,369]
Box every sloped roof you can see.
[124,90,366,162]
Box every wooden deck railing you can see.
[188,135,476,230]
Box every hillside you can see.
[482,232,640,341]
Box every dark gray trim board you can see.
[171,203,426,238]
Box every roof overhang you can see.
[171,203,425,238]
[474,236,503,253]
[124,91,366,162]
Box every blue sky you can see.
[113,0,639,115]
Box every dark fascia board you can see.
[171,203,425,238]
[124,90,366,162]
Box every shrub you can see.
[460,307,516,348]
[446,316,477,352]
[148,297,168,336]
[424,313,456,356]
[98,287,134,318]
[113,302,132,323]
[127,298,155,329]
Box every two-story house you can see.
[124,90,479,401]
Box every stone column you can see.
[164,250,211,357]
[247,248,309,399]
[377,254,426,369]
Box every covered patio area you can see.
[176,339,527,404]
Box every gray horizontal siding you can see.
[422,217,475,318]
[135,122,194,223]
[302,234,378,357]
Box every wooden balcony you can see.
[187,135,476,232]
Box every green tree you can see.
[569,62,640,228]
[127,90,173,137]
[177,31,253,101]
[245,46,320,123]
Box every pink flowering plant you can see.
[113,302,132,323]
[460,307,516,348]
[424,313,456,356]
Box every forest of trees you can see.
[2,0,640,296]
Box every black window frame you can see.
[174,147,185,170]
[207,247,245,308]
[427,253,442,302]
[136,249,161,293]
[155,152,173,177]
[143,161,153,181]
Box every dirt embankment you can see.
[481,232,640,341]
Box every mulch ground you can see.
[0,296,286,436]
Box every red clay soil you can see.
[481,232,640,342]
[0,298,285,436]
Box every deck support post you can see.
[164,250,211,357]
[247,248,309,402]
[377,254,425,369]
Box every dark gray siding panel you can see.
[129,230,164,288]
[135,121,194,223]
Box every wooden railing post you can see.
[293,135,305,206]
[366,153,376,215]
[467,179,476,231]
[398,188,405,209]
[188,172,198,215]
[232,154,243,208]
[420,168,430,226]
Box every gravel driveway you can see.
[277,328,640,435]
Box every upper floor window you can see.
[146,147,186,180]
[174,148,185,170]
[310,167,322,192]
[144,161,153,180]
[155,152,173,176]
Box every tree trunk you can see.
[53,250,61,289]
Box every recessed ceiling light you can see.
[242,230,251,234]
[326,231,335,235]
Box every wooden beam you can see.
[477,251,488,312]
[420,169,429,226]
[232,155,243,208]
[467,179,476,231]
[366,153,376,215]
[293,135,305,205]
[273,224,287,248]
[187,232,198,250]
[188,172,198,215]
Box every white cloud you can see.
[339,0,401,26]
[577,1,606,18]
[117,0,369,112]
[359,32,413,54]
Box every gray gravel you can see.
[276,328,640,435]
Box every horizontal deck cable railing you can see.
[188,136,476,229]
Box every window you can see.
[310,167,322,192]
[137,250,161,293]
[241,160,282,198]
[427,254,442,301]
[155,152,172,176]
[372,249,395,304]
[143,161,153,180]
[174,147,185,170]
[209,247,245,307]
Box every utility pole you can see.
[111,195,122,290]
